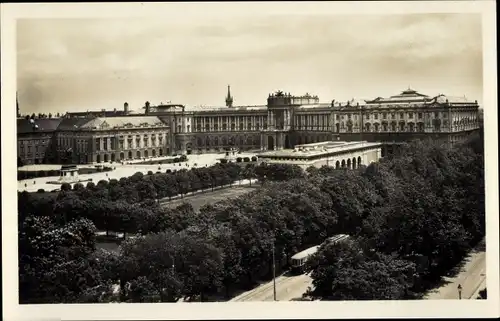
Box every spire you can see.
[225,85,233,107]
[16,92,20,118]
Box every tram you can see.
[290,234,351,274]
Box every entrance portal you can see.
[284,135,291,149]
[267,136,275,150]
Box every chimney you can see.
[124,102,129,113]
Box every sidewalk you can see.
[424,240,486,300]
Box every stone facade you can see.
[257,141,383,170]
[17,87,481,165]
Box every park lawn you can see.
[162,185,258,212]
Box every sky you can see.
[17,13,483,115]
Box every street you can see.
[424,239,486,300]
[230,272,313,302]
[230,239,486,302]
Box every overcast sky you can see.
[17,13,483,114]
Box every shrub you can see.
[73,183,84,191]
[243,157,250,162]
[60,183,71,191]
[147,171,154,175]
[36,189,45,193]
[166,169,172,174]
[179,155,187,162]
[251,156,257,162]
[220,159,228,164]
[173,158,180,163]
[236,157,242,163]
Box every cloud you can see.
[16,13,483,114]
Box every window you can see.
[409,112,414,119]
[383,113,387,119]
[198,125,202,132]
[434,112,439,118]
[400,112,404,118]
[205,124,209,131]
[418,113,423,119]
[336,115,339,120]
[187,125,190,132]
[143,136,148,147]
[103,139,108,150]
[222,123,227,131]
[366,114,370,120]
[214,124,219,131]
[95,139,100,151]
[240,123,244,130]
[177,125,181,132]
[391,113,395,119]
[374,114,379,120]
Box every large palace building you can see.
[17,86,481,165]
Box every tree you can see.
[119,232,184,302]
[19,216,98,303]
[242,164,256,186]
[306,240,416,300]
[60,183,72,191]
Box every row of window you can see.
[18,139,47,146]
[195,136,261,146]
[193,123,269,132]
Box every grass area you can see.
[162,185,258,212]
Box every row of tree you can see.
[19,161,297,239]
[18,132,484,302]
[306,132,485,299]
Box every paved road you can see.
[230,272,313,302]
[17,152,258,192]
[425,240,486,300]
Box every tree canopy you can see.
[18,134,485,302]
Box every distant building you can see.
[56,116,171,164]
[257,141,383,170]
[17,118,62,164]
[16,86,481,165]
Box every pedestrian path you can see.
[424,240,486,300]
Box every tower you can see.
[225,85,233,108]
[124,102,129,114]
[16,92,20,118]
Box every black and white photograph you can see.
[2,1,498,320]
